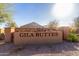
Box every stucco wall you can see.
[59,27,70,40]
[14,30,63,45]
[4,28,15,43]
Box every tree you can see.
[74,16,79,28]
[0,3,14,26]
[5,20,17,28]
[47,20,58,29]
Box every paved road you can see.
[0,41,79,56]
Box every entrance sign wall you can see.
[14,28,63,45]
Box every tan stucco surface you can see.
[14,30,63,45]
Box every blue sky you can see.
[11,3,79,27]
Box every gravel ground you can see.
[0,41,79,56]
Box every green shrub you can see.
[67,33,78,42]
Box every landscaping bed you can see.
[0,41,79,56]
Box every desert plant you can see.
[69,27,76,33]
[67,33,78,42]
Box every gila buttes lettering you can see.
[19,32,58,37]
